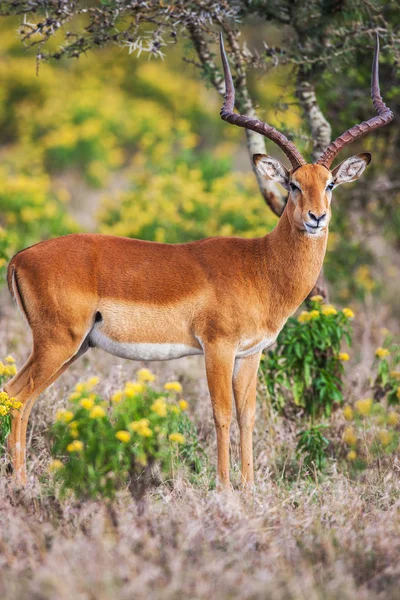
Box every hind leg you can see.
[233,352,261,487]
[5,335,90,484]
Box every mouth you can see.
[303,222,325,235]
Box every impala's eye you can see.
[326,182,335,191]
[290,182,300,193]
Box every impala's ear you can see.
[253,154,290,190]
[331,153,371,185]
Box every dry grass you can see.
[1,289,400,600]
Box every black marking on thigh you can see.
[88,311,103,348]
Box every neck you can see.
[261,208,328,317]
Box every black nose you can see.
[308,211,326,223]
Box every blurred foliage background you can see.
[0,1,398,323]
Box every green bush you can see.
[261,298,353,420]
[296,424,330,471]
[49,369,205,501]
[98,166,277,243]
[260,298,354,471]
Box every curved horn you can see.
[317,34,394,169]
[219,32,306,171]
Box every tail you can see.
[7,257,16,301]
[7,256,30,327]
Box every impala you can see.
[4,34,393,487]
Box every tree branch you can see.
[296,67,332,162]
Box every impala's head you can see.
[219,32,393,236]
[252,153,371,235]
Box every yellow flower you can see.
[347,450,357,461]
[124,381,145,396]
[375,347,390,359]
[390,371,400,380]
[355,398,373,416]
[309,310,320,320]
[343,405,354,421]
[0,405,8,416]
[342,308,355,319]
[342,426,357,446]
[116,430,131,443]
[5,355,15,364]
[69,421,79,438]
[151,398,168,417]
[338,353,350,361]
[169,433,185,444]
[80,398,94,410]
[179,399,188,411]
[55,409,74,423]
[377,430,392,447]
[138,425,153,437]
[310,295,323,302]
[321,304,337,316]
[169,405,180,414]
[88,376,99,387]
[130,419,153,437]
[89,406,106,419]
[387,412,399,427]
[48,459,64,472]
[67,440,84,452]
[12,401,22,410]
[111,390,124,404]
[136,368,155,383]
[0,363,16,377]
[75,382,87,393]
[164,381,182,393]
[68,392,81,402]
[130,418,150,430]
[298,311,311,323]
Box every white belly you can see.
[88,327,203,361]
[236,335,277,358]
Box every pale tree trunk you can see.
[296,68,332,162]
[245,125,287,216]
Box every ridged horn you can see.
[317,34,394,169]
[219,32,307,171]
